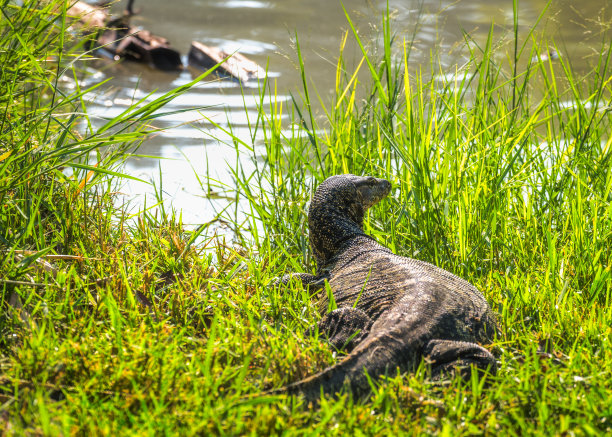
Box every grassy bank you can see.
[2,0,612,435]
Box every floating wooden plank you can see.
[188,41,265,82]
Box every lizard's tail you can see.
[268,356,364,403]
[269,336,409,402]
[266,334,497,402]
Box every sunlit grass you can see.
[224,3,612,434]
[1,0,612,435]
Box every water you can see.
[76,0,609,227]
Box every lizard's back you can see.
[320,237,497,343]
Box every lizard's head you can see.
[316,174,392,215]
[308,174,392,267]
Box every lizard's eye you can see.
[366,177,377,185]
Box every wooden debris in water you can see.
[66,0,182,71]
[98,22,183,71]
[188,41,266,82]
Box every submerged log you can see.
[188,41,265,82]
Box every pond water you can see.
[75,0,609,229]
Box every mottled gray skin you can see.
[276,174,498,401]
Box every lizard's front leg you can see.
[277,272,329,292]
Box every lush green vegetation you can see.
[1,0,611,435]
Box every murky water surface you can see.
[75,0,608,227]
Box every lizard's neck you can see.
[309,206,365,269]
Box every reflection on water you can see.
[220,1,273,9]
[79,0,609,227]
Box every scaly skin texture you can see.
[276,174,498,401]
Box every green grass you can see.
[2,0,612,435]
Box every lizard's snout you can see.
[374,177,392,198]
[359,177,392,209]
[380,179,392,195]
